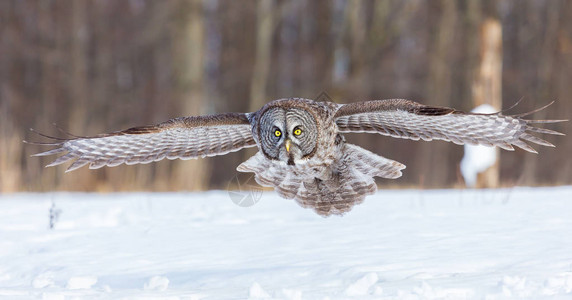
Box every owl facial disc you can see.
[258,106,318,166]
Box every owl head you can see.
[257,105,319,166]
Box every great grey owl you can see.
[31,98,564,216]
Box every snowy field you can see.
[1,187,572,299]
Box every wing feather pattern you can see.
[335,99,565,153]
[32,113,256,172]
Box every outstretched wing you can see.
[334,99,565,153]
[31,113,256,172]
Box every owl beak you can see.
[285,139,291,153]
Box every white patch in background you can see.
[461,104,498,187]
[66,276,98,290]
[410,281,475,299]
[143,276,169,291]
[345,272,378,296]
[280,288,302,300]
[32,272,56,289]
[500,275,530,298]
[41,293,65,300]
[249,282,271,299]
[542,272,572,295]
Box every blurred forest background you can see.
[1,0,570,193]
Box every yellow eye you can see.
[274,129,281,137]
[293,128,302,136]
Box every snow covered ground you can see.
[1,187,572,299]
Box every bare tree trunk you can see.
[420,0,456,187]
[348,0,366,67]
[68,0,89,140]
[249,0,275,112]
[473,19,502,108]
[347,0,367,92]
[0,102,22,192]
[555,1,572,184]
[0,3,21,192]
[520,1,560,185]
[173,0,208,191]
[64,0,92,190]
[471,19,502,188]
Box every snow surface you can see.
[460,104,499,187]
[1,187,572,299]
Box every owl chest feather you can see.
[269,131,343,182]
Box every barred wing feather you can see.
[32,113,256,172]
[335,99,565,153]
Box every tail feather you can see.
[294,144,404,216]
[237,145,405,217]
[237,153,300,199]
[344,143,405,179]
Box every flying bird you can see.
[29,98,565,216]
